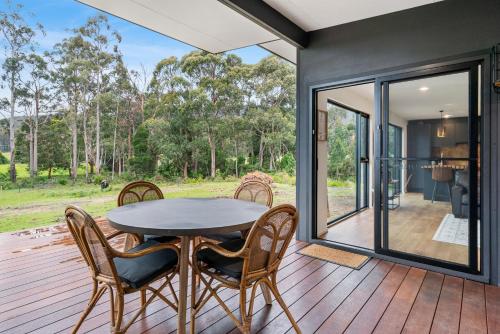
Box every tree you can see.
[19,53,52,177]
[37,116,71,178]
[52,34,92,181]
[0,1,39,182]
[77,15,121,175]
[180,51,245,177]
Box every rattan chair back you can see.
[65,205,118,281]
[234,180,273,208]
[117,181,164,207]
[243,204,297,278]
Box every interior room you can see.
[317,71,478,265]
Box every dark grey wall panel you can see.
[296,0,499,282]
[299,0,500,84]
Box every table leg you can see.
[177,236,190,334]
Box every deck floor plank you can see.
[430,275,464,334]
[0,227,499,334]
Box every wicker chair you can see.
[191,204,301,334]
[202,180,274,243]
[118,181,179,248]
[65,205,179,334]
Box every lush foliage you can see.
[0,3,296,186]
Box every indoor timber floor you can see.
[321,193,471,265]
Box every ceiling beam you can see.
[217,0,308,49]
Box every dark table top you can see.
[106,198,268,236]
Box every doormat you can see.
[299,244,370,269]
[432,213,480,246]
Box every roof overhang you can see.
[77,0,445,65]
[77,0,281,53]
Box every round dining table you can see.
[106,197,268,334]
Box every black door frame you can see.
[309,50,491,282]
[374,60,482,274]
[325,99,370,226]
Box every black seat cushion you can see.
[197,238,245,279]
[114,240,178,289]
[203,231,242,243]
[144,234,178,243]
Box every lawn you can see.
[0,179,296,233]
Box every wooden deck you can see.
[1,222,499,334]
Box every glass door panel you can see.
[378,64,481,272]
[326,102,369,224]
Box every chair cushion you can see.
[144,234,178,243]
[197,238,245,279]
[114,240,178,289]
[202,231,242,243]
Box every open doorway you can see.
[316,83,375,249]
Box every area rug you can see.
[299,244,370,269]
[432,214,480,246]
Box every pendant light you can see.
[437,110,446,138]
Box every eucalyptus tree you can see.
[77,14,121,175]
[248,56,295,170]
[52,34,93,180]
[180,51,245,177]
[0,1,40,182]
[19,53,52,176]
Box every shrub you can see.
[0,152,8,164]
[271,172,296,185]
[58,178,68,186]
[279,152,296,175]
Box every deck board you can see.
[0,225,498,334]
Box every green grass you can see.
[0,180,296,233]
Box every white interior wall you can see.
[316,84,375,235]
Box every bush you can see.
[58,178,68,186]
[0,152,8,164]
[271,172,296,185]
[279,152,296,175]
[327,179,354,188]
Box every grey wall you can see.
[296,0,500,282]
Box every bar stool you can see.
[432,165,453,203]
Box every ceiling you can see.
[320,71,469,121]
[78,0,279,53]
[77,0,444,64]
[389,72,469,120]
[263,0,442,32]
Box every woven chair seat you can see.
[202,231,242,243]
[197,238,245,279]
[114,240,178,289]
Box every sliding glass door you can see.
[326,101,369,224]
[376,61,481,273]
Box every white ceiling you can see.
[263,0,442,31]
[77,0,444,64]
[319,71,469,121]
[78,0,279,53]
[389,72,469,120]
[259,39,296,64]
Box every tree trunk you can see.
[71,101,78,181]
[48,166,52,179]
[33,90,39,176]
[258,134,265,169]
[183,161,188,179]
[112,103,118,180]
[29,125,34,178]
[95,75,101,175]
[208,134,216,178]
[234,142,239,178]
[83,107,89,182]
[9,74,16,183]
[128,127,132,161]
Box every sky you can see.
[0,0,271,100]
